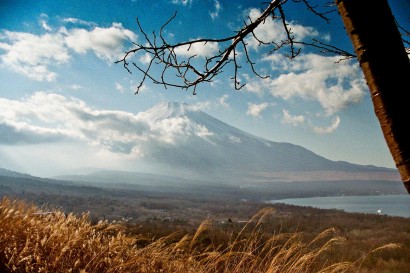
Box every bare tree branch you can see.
[116,0,356,94]
[292,0,336,23]
[395,19,410,54]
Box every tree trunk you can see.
[336,0,410,193]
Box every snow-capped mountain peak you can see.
[143,101,193,121]
[136,101,392,179]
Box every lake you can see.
[269,194,410,218]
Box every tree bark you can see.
[336,0,410,193]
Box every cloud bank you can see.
[244,54,366,115]
[0,92,213,157]
[0,18,137,81]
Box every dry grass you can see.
[0,197,397,273]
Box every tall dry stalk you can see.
[0,197,396,273]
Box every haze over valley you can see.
[1,101,404,200]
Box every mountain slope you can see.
[0,167,35,179]
[138,102,397,182]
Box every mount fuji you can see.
[128,101,399,184]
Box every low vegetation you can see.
[0,197,406,273]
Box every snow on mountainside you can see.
[0,102,399,187]
[137,102,398,182]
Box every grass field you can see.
[1,197,407,273]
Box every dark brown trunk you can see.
[336,0,410,193]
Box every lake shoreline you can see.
[268,194,410,218]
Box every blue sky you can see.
[0,0,408,176]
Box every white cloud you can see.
[62,17,97,27]
[0,92,214,155]
[115,82,125,93]
[0,20,137,81]
[174,39,219,57]
[247,102,269,118]
[65,23,137,62]
[187,96,229,112]
[139,52,152,64]
[0,121,71,144]
[210,0,222,20]
[239,74,264,95]
[131,83,148,93]
[0,31,69,81]
[0,92,147,151]
[218,94,230,108]
[241,9,365,116]
[281,110,305,126]
[245,8,319,51]
[245,54,366,115]
[150,116,213,144]
[170,0,192,6]
[70,84,82,90]
[188,101,211,111]
[312,116,340,134]
[39,14,53,31]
